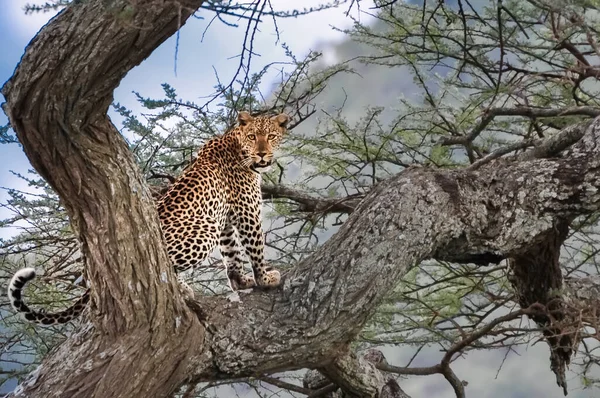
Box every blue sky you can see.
[0,0,373,237]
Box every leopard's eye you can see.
[268,134,277,140]
[247,134,256,141]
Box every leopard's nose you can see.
[257,152,267,159]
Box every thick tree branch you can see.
[468,119,594,170]
[320,351,386,397]
[2,0,205,332]
[517,120,592,160]
[304,350,411,398]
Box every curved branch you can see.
[440,106,600,146]
[261,184,362,214]
[2,0,204,333]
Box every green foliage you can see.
[0,123,17,144]
[345,0,600,159]
[24,1,71,14]
[0,170,79,387]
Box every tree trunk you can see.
[3,1,600,397]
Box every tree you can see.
[2,0,600,397]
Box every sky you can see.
[0,1,599,397]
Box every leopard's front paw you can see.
[178,279,195,300]
[228,273,256,291]
[257,269,281,288]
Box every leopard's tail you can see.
[7,268,89,325]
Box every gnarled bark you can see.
[508,219,573,395]
[302,349,411,398]
[3,1,600,397]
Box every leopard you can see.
[7,111,289,324]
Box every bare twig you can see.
[440,107,600,146]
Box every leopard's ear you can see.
[272,113,289,128]
[238,111,253,126]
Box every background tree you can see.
[2,0,600,397]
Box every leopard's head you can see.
[235,111,290,172]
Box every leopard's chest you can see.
[225,171,261,208]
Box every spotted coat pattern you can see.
[7,111,289,324]
[157,111,288,289]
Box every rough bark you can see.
[508,219,573,395]
[303,350,411,398]
[320,350,411,398]
[3,1,600,397]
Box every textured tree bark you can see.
[4,1,600,397]
[303,350,411,398]
[319,350,412,398]
[508,220,572,395]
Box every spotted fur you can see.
[7,111,289,324]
